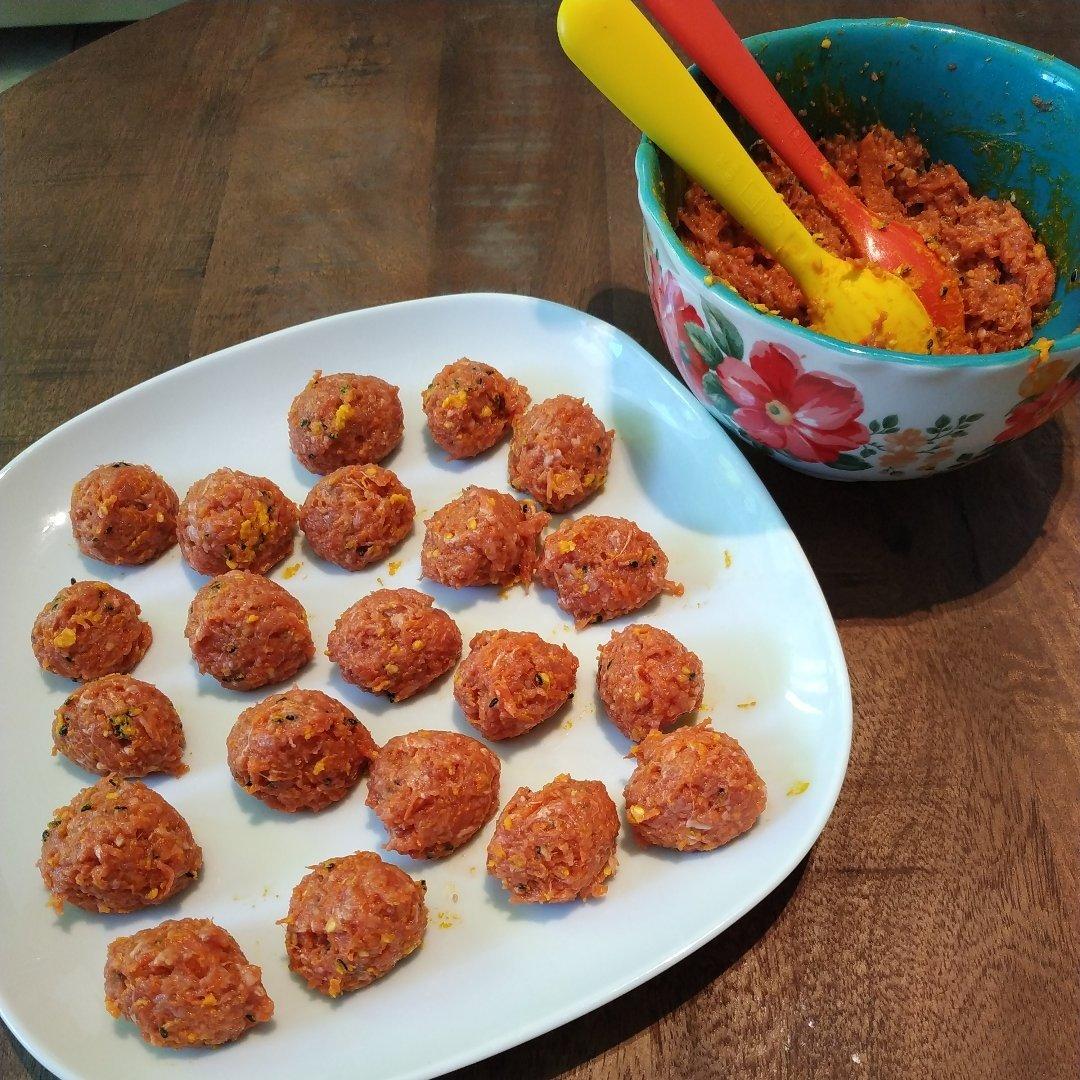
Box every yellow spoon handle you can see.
[557,0,823,285]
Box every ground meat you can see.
[422,358,529,459]
[185,570,314,691]
[38,775,201,914]
[487,774,619,903]
[420,486,549,589]
[326,588,461,702]
[52,675,186,777]
[227,688,377,812]
[31,580,152,681]
[597,625,703,741]
[365,730,500,858]
[624,725,766,851]
[177,468,297,576]
[508,395,614,512]
[69,463,178,565]
[454,630,578,740]
[105,918,273,1048]
[288,370,404,474]
[284,851,426,997]
[299,463,414,571]
[677,125,1055,354]
[536,516,683,628]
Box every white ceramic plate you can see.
[0,294,850,1080]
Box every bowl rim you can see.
[635,16,1080,370]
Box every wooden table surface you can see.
[2,1,1078,1077]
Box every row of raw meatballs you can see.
[288,360,612,511]
[66,460,676,629]
[69,357,615,570]
[42,715,765,1048]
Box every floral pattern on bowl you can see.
[644,238,1080,480]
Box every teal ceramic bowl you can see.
[637,19,1080,479]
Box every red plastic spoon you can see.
[641,0,965,341]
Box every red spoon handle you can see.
[640,0,873,228]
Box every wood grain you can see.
[2,2,1078,1078]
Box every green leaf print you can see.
[701,370,735,416]
[701,301,744,360]
[685,322,727,370]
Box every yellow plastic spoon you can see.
[557,0,938,354]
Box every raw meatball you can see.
[300,463,414,571]
[327,588,461,702]
[454,630,578,740]
[52,675,186,777]
[486,774,619,903]
[508,395,614,512]
[421,358,529,459]
[284,851,426,997]
[227,688,377,812]
[597,625,703,741]
[177,468,297,576]
[69,462,178,565]
[105,918,273,1048]
[624,725,767,851]
[421,486,548,589]
[185,570,314,691]
[366,730,500,858]
[38,775,201,914]
[537,515,683,628]
[288,370,404,475]
[31,580,152,681]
